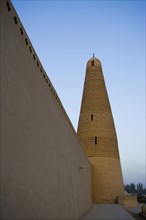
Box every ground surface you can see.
[81,204,135,220]
[125,204,146,220]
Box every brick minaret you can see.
[77,57,124,203]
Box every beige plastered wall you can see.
[0,1,92,219]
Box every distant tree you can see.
[137,183,144,194]
[130,183,136,193]
[125,184,130,193]
[124,183,144,194]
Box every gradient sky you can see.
[12,0,145,187]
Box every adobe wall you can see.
[118,195,137,208]
[0,1,92,219]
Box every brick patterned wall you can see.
[77,58,124,203]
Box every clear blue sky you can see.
[12,0,145,187]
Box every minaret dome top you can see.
[87,57,101,67]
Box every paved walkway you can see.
[126,203,142,214]
[81,204,135,220]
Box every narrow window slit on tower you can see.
[14,16,18,24]
[95,136,97,145]
[91,114,93,121]
[33,54,36,60]
[91,60,94,67]
[6,2,11,11]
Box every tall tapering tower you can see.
[77,57,124,203]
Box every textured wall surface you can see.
[0,1,92,219]
[77,58,124,203]
[118,195,137,208]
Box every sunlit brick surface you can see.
[77,58,124,203]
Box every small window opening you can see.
[37,61,39,67]
[25,38,28,45]
[95,136,97,145]
[14,16,18,24]
[43,73,45,79]
[20,28,23,35]
[91,60,94,67]
[6,2,11,11]
[29,47,32,53]
[33,54,36,60]
[91,114,93,121]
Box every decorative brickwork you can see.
[77,58,124,203]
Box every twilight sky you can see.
[12,0,145,187]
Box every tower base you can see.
[88,157,124,204]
